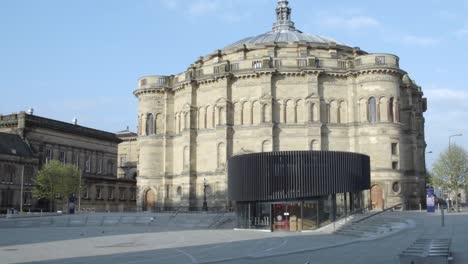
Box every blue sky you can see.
[1,0,467,168]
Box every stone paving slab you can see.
[1,211,467,264]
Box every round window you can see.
[392,182,401,193]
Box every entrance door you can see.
[145,189,156,211]
[272,203,302,232]
[371,185,384,210]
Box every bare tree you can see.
[431,144,468,212]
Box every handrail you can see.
[354,203,402,223]
[333,207,366,223]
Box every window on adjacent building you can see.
[119,188,126,200]
[108,188,114,200]
[230,63,239,71]
[252,61,263,69]
[338,60,347,69]
[83,188,89,199]
[107,161,114,176]
[96,186,102,199]
[166,185,170,199]
[24,166,34,185]
[59,151,65,163]
[355,58,362,66]
[45,149,53,163]
[130,189,136,200]
[375,56,385,65]
[274,60,282,68]
[97,158,103,174]
[120,155,126,167]
[297,59,308,67]
[392,161,399,170]
[85,156,91,173]
[391,143,398,156]
[5,165,15,183]
[368,97,377,123]
[140,79,147,86]
[23,192,32,206]
[1,189,14,207]
[315,59,321,68]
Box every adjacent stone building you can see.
[134,1,427,211]
[116,128,138,180]
[0,112,137,213]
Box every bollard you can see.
[441,207,445,227]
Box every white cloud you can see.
[160,0,178,9]
[424,88,468,101]
[321,15,381,30]
[189,0,219,16]
[455,27,468,38]
[402,35,440,47]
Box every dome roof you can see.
[224,30,344,50]
[224,1,346,50]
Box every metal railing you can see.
[354,203,402,223]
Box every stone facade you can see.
[134,1,427,211]
[0,112,137,213]
[117,129,138,180]
[0,132,39,213]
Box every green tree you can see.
[431,144,468,212]
[33,160,82,212]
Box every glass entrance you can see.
[272,203,301,232]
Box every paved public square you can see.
[0,211,467,264]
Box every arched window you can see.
[217,107,225,125]
[310,140,318,151]
[262,140,272,152]
[146,113,154,135]
[388,98,394,122]
[309,103,315,122]
[368,97,377,123]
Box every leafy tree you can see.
[431,144,468,212]
[33,160,82,212]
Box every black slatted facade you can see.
[228,151,370,202]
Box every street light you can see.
[449,134,463,150]
[447,133,463,212]
[202,178,208,211]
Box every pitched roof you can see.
[0,132,34,157]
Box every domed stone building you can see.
[134,0,427,211]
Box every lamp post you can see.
[449,134,462,151]
[78,169,82,213]
[202,178,208,211]
[20,164,24,213]
[448,134,462,212]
